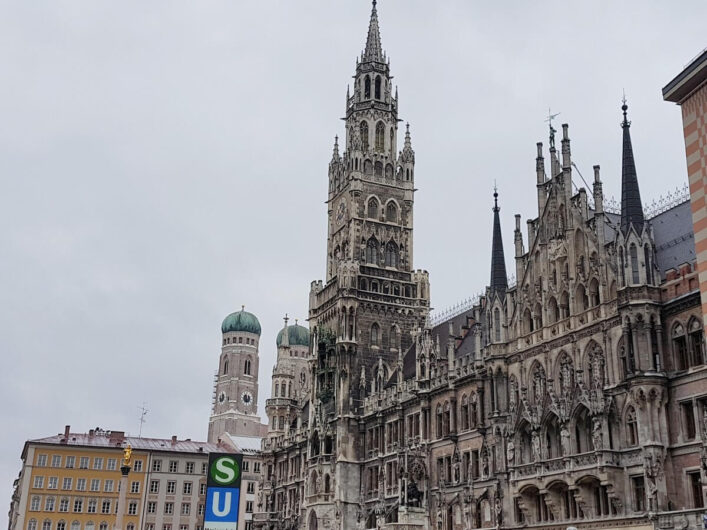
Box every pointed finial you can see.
[241,305,245,311]
[295,318,299,326]
[493,182,499,212]
[284,313,289,326]
[621,91,630,128]
[363,0,383,63]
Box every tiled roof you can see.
[29,432,227,455]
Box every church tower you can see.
[305,1,430,526]
[208,307,267,443]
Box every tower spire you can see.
[362,0,384,63]
[490,186,508,296]
[619,96,645,235]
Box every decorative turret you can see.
[362,0,384,64]
[489,188,508,298]
[619,99,645,236]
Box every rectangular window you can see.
[128,502,138,515]
[167,481,176,494]
[152,460,162,472]
[164,502,174,515]
[59,498,69,512]
[181,503,191,515]
[168,461,178,473]
[79,457,89,469]
[245,524,252,530]
[179,526,188,530]
[130,481,140,494]
[201,463,207,474]
[101,500,111,514]
[146,525,154,530]
[147,501,156,513]
[132,460,143,472]
[253,462,260,473]
[689,471,704,508]
[242,460,250,472]
[247,482,254,494]
[65,456,75,468]
[185,462,194,474]
[183,482,192,495]
[33,476,44,489]
[199,484,206,495]
[45,497,55,511]
[48,477,58,490]
[104,479,114,493]
[62,477,72,490]
[30,497,40,511]
[37,454,48,467]
[73,499,83,513]
[93,457,103,470]
[632,476,646,512]
[90,479,100,492]
[107,458,117,471]
[162,525,172,530]
[87,499,97,513]
[681,402,696,440]
[150,480,159,494]
[51,455,61,468]
[245,501,253,513]
[197,504,204,516]
[76,478,86,491]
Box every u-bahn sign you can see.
[204,453,243,530]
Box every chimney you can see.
[171,435,177,446]
[61,425,71,443]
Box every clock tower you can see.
[208,306,268,443]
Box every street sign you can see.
[204,453,243,530]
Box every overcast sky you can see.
[1,0,705,513]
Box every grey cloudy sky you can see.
[1,0,705,511]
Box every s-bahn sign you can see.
[204,453,243,530]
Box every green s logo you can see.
[210,457,240,486]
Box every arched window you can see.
[360,121,369,151]
[630,244,639,284]
[389,128,394,153]
[374,161,383,177]
[576,284,588,312]
[460,395,469,431]
[371,323,380,346]
[386,201,397,222]
[368,198,379,219]
[470,394,478,427]
[619,247,626,286]
[390,325,400,350]
[589,278,600,307]
[548,297,559,323]
[365,237,379,265]
[324,474,331,493]
[244,358,252,375]
[364,76,371,99]
[626,407,638,446]
[644,244,653,285]
[375,121,385,151]
[560,291,570,319]
[689,318,705,367]
[223,358,228,374]
[374,76,381,99]
[523,308,533,334]
[43,521,52,530]
[494,308,501,342]
[436,405,443,438]
[673,323,688,370]
[384,241,398,267]
[57,523,66,530]
[71,522,80,530]
[28,521,37,530]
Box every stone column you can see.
[114,465,131,530]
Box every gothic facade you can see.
[254,3,707,529]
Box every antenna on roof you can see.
[138,403,148,438]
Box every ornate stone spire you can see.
[331,135,340,163]
[490,187,508,296]
[619,97,645,235]
[362,0,384,63]
[401,123,415,163]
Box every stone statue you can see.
[531,431,541,462]
[592,417,603,450]
[561,426,571,456]
[122,444,132,468]
[453,459,460,483]
[482,451,490,478]
[506,440,515,465]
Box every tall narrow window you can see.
[244,358,251,376]
[389,128,394,153]
[626,407,638,446]
[386,202,397,223]
[619,247,626,286]
[494,308,501,342]
[223,359,228,374]
[689,319,704,367]
[360,121,369,151]
[374,76,381,99]
[689,471,704,508]
[370,324,379,346]
[681,401,696,440]
[368,198,378,219]
[384,241,398,268]
[630,244,639,284]
[673,324,688,370]
[632,476,645,512]
[364,76,371,99]
[365,237,379,265]
[375,122,385,152]
[644,244,653,284]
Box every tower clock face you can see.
[241,391,253,406]
[218,392,226,404]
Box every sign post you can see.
[204,453,243,530]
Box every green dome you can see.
[221,308,261,335]
[276,323,310,347]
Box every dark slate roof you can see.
[620,104,645,235]
[490,191,508,295]
[432,310,475,348]
[650,200,696,278]
[403,343,416,380]
[363,0,384,63]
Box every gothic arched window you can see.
[223,358,228,375]
[375,121,385,152]
[386,202,397,222]
[629,244,639,284]
[244,358,252,376]
[390,128,394,153]
[370,323,380,346]
[619,246,626,286]
[644,244,653,285]
[367,198,379,219]
[494,308,501,342]
[673,323,688,371]
[365,237,379,265]
[375,76,381,99]
[360,121,369,151]
[689,318,705,367]
[626,407,638,446]
[364,76,371,99]
[384,241,398,268]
